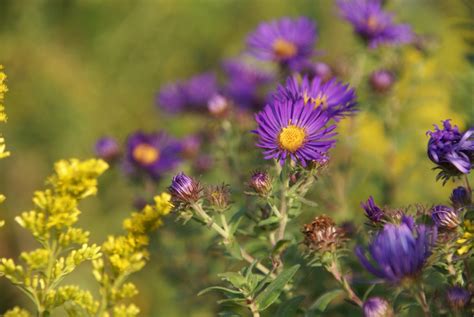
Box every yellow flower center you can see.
[133,144,160,165]
[272,38,297,59]
[366,15,379,31]
[278,125,306,152]
[303,93,328,110]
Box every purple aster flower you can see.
[95,137,120,163]
[254,97,336,166]
[450,186,472,209]
[274,76,357,121]
[369,69,394,93]
[426,120,474,181]
[446,286,471,311]
[361,196,384,222]
[169,172,202,204]
[157,83,186,114]
[337,0,414,48]
[181,72,218,107]
[356,216,436,283]
[124,131,181,180]
[246,17,317,68]
[157,72,218,113]
[431,205,460,230]
[363,297,394,317]
[223,59,273,109]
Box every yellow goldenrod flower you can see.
[457,220,474,255]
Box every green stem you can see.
[415,289,431,317]
[327,259,363,307]
[277,174,289,241]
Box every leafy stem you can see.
[326,255,363,307]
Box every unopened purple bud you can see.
[95,137,120,163]
[181,135,201,159]
[193,155,213,173]
[450,186,472,209]
[208,94,230,117]
[431,205,460,229]
[370,70,394,93]
[249,170,272,196]
[169,172,202,204]
[361,196,384,222]
[446,286,471,311]
[312,62,333,82]
[363,297,394,317]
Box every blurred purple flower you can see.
[369,69,394,93]
[450,186,472,209]
[124,131,181,180]
[207,94,231,117]
[361,196,384,222]
[274,76,357,121]
[427,120,474,181]
[181,135,201,159]
[157,73,218,113]
[356,216,436,283]
[246,17,317,69]
[223,59,273,109]
[95,137,120,163]
[337,0,414,48]
[253,97,336,166]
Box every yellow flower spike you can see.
[456,220,474,255]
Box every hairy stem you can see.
[327,259,363,307]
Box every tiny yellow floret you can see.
[278,125,306,152]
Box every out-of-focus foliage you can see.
[0,0,472,316]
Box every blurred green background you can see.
[0,0,472,316]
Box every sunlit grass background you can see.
[0,0,472,316]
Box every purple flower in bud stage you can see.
[450,186,472,209]
[157,73,218,113]
[181,135,201,159]
[369,69,394,93]
[207,94,231,117]
[95,137,120,163]
[337,0,414,48]
[426,120,474,181]
[249,170,272,196]
[311,62,333,82]
[363,297,394,317]
[222,59,273,109]
[361,196,384,222]
[169,172,202,204]
[274,76,357,121]
[246,17,317,69]
[253,97,337,166]
[356,216,436,283]
[124,131,181,180]
[431,205,460,230]
[446,286,471,311]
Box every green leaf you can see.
[225,240,243,260]
[218,272,246,288]
[257,216,280,227]
[255,264,300,311]
[309,289,344,312]
[198,286,243,296]
[228,208,245,235]
[271,239,291,257]
[275,295,304,317]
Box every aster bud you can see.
[450,186,472,209]
[431,205,460,229]
[169,172,202,205]
[181,135,201,159]
[361,196,384,222]
[311,62,333,82]
[249,170,272,196]
[95,137,120,163]
[206,184,230,212]
[369,70,394,93]
[302,215,345,253]
[446,286,471,311]
[363,297,394,317]
[207,94,230,118]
